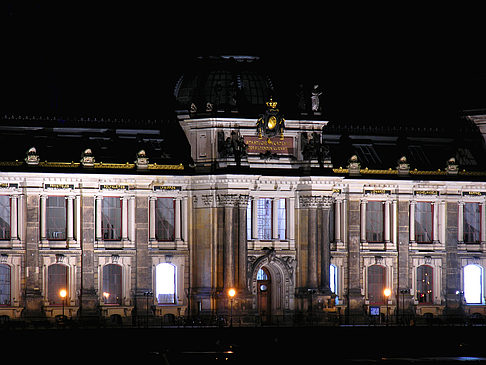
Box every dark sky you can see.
[3,4,486,124]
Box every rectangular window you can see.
[277,198,286,240]
[102,197,122,241]
[155,198,175,241]
[464,202,481,244]
[415,202,433,243]
[366,201,384,242]
[257,198,272,240]
[46,196,66,240]
[0,196,10,240]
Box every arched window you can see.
[0,264,11,306]
[368,265,386,304]
[156,263,176,304]
[417,265,433,304]
[464,264,483,304]
[48,264,67,305]
[102,264,122,305]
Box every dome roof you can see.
[173,56,274,116]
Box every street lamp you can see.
[384,288,391,326]
[59,289,67,317]
[228,288,236,327]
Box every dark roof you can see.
[0,115,192,174]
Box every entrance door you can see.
[257,267,271,324]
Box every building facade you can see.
[1,56,486,324]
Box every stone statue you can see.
[25,147,39,165]
[311,84,323,112]
[81,148,95,167]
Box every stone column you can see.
[307,206,318,289]
[24,194,43,317]
[66,196,74,242]
[251,197,258,240]
[149,197,156,241]
[457,202,464,243]
[175,198,182,242]
[384,200,391,244]
[433,201,439,243]
[272,197,279,240]
[10,195,18,241]
[223,204,234,289]
[237,195,249,292]
[40,195,47,242]
[481,202,486,244]
[121,197,129,242]
[79,195,98,317]
[320,205,331,294]
[360,200,367,242]
[409,201,416,243]
[335,200,342,243]
[95,196,102,242]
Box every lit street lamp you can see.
[228,288,236,327]
[384,288,391,326]
[59,289,67,318]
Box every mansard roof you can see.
[0,114,192,174]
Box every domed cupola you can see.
[173,55,275,117]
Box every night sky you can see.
[3,4,486,125]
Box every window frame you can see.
[366,200,385,243]
[0,196,10,241]
[47,263,68,306]
[0,263,11,306]
[102,264,123,306]
[416,264,434,305]
[463,202,481,244]
[155,262,177,305]
[367,264,386,305]
[415,201,434,244]
[46,195,67,241]
[155,198,175,242]
[101,196,122,241]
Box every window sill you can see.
[149,240,187,250]
[248,239,295,251]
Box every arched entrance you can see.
[248,250,296,323]
[257,267,271,323]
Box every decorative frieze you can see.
[298,195,333,208]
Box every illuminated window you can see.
[464,264,483,304]
[415,202,433,243]
[368,265,386,305]
[277,199,286,240]
[46,196,66,240]
[464,203,480,244]
[47,264,67,305]
[0,196,10,240]
[366,201,384,242]
[257,198,272,240]
[155,198,175,241]
[156,263,176,304]
[417,265,433,304]
[102,197,121,240]
[330,264,338,304]
[102,264,122,305]
[0,264,10,306]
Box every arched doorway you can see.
[257,267,271,323]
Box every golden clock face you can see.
[267,116,277,129]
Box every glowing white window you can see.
[464,264,483,304]
[156,263,176,304]
[330,264,339,304]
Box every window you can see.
[464,264,483,304]
[248,198,287,241]
[47,264,67,305]
[415,202,433,243]
[257,198,272,240]
[0,264,10,306]
[0,196,10,240]
[464,203,480,244]
[417,265,433,304]
[366,201,384,242]
[102,264,122,305]
[46,196,66,240]
[156,263,176,305]
[257,268,268,281]
[277,198,286,240]
[330,264,338,304]
[368,265,386,304]
[102,197,121,240]
[155,198,175,241]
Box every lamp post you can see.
[143,291,153,328]
[59,289,67,318]
[228,288,236,327]
[384,288,391,326]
